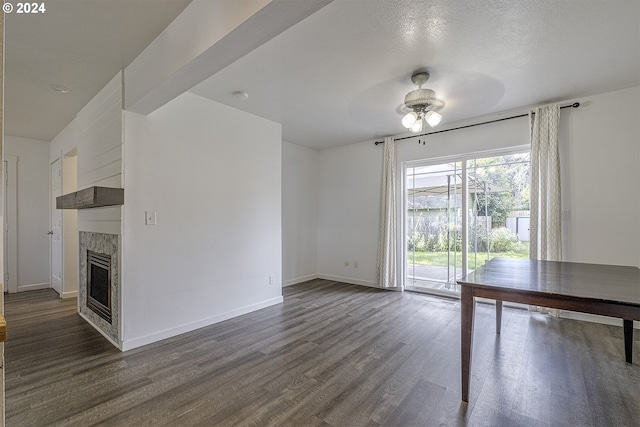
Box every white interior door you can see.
[50,158,63,295]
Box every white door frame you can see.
[4,156,17,293]
[61,149,78,299]
[50,157,63,296]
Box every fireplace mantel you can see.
[56,186,124,209]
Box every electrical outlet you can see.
[354,261,359,268]
[269,274,275,285]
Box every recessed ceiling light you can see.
[50,84,71,94]
[232,90,249,100]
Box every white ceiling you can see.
[191,0,640,149]
[5,0,640,150]
[4,0,191,141]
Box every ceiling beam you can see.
[125,0,334,115]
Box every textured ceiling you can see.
[190,0,640,149]
[4,0,640,149]
[4,0,191,141]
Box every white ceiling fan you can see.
[401,71,445,133]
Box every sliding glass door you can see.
[404,151,530,296]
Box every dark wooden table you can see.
[457,257,640,403]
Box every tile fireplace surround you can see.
[79,231,120,346]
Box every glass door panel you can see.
[466,153,531,274]
[406,162,463,295]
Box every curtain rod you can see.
[374,102,580,145]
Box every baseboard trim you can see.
[283,274,318,287]
[560,311,640,330]
[18,282,50,292]
[61,290,78,299]
[121,296,284,352]
[79,312,122,350]
[475,298,640,330]
[317,274,380,289]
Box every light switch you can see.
[145,211,157,226]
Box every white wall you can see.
[75,72,123,235]
[122,92,283,350]
[560,86,640,267]
[50,71,123,236]
[317,141,384,287]
[5,136,50,291]
[282,141,319,286]
[50,111,78,163]
[317,86,640,287]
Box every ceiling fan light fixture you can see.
[399,71,445,132]
[404,88,436,109]
[410,117,423,133]
[401,112,418,128]
[425,110,442,127]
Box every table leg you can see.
[623,319,633,364]
[461,286,475,403]
[496,300,502,335]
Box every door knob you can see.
[47,231,54,235]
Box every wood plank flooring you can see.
[4,279,640,426]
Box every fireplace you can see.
[80,232,119,346]
[87,250,112,324]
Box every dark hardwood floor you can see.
[4,279,640,426]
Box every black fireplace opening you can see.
[87,250,112,324]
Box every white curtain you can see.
[377,137,399,289]
[529,104,561,315]
[529,103,562,261]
